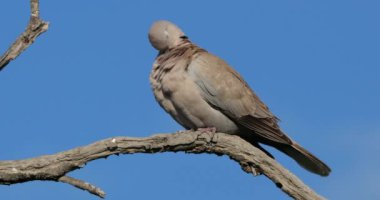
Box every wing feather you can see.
[188,51,291,144]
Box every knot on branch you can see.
[106,138,118,151]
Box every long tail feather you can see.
[278,143,331,176]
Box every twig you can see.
[0,0,49,70]
[58,176,106,198]
[0,131,325,200]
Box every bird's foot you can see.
[196,127,217,133]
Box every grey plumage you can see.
[148,20,331,176]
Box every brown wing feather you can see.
[188,49,291,145]
[238,115,292,144]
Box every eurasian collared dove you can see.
[148,20,331,176]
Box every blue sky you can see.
[1,1,379,199]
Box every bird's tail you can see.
[277,143,331,176]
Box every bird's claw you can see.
[197,127,217,133]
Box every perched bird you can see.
[148,20,331,176]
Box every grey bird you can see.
[148,20,331,176]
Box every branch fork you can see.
[0,0,49,70]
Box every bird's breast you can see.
[151,62,239,134]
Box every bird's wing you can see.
[188,52,291,144]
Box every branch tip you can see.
[58,176,105,198]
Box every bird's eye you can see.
[180,35,188,39]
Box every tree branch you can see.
[0,0,49,71]
[0,131,325,200]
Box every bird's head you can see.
[148,20,187,51]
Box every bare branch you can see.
[0,131,325,200]
[0,0,49,71]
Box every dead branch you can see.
[0,131,325,200]
[0,0,49,70]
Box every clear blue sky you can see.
[1,1,379,199]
